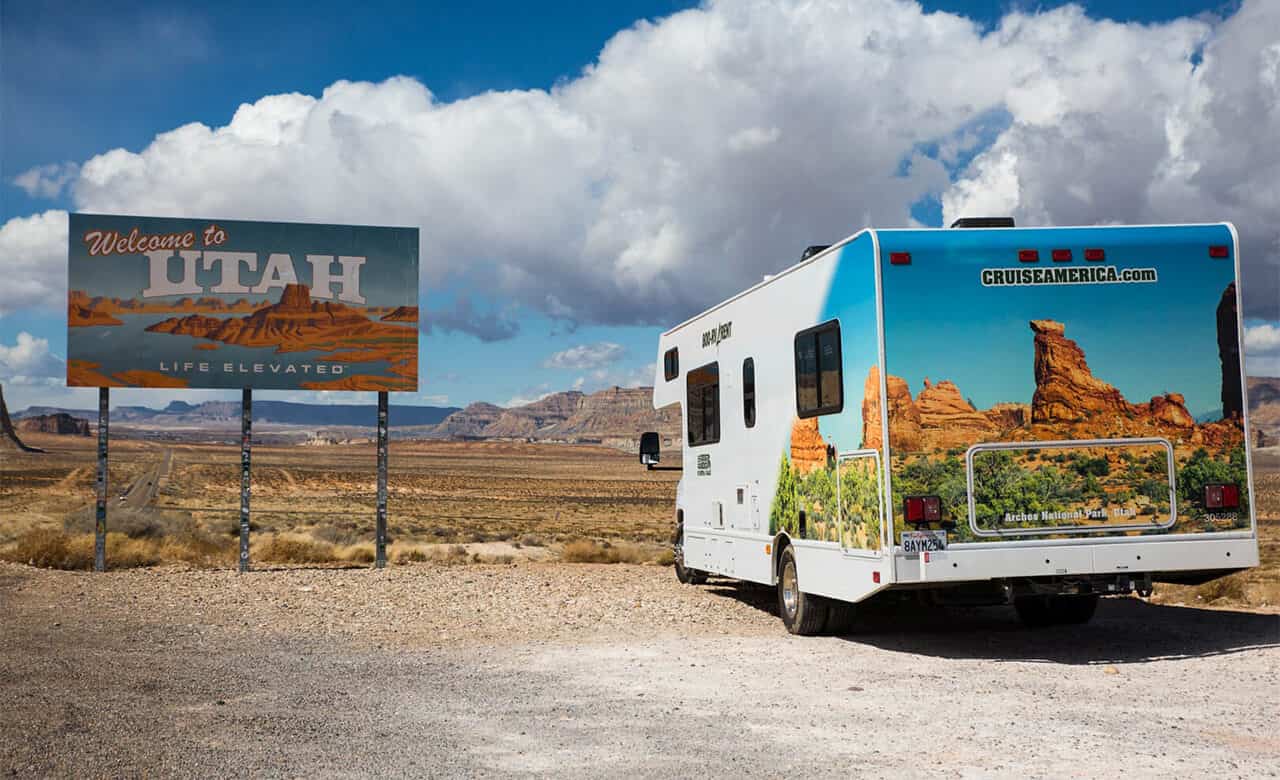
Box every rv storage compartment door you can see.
[837,450,883,552]
[966,438,1175,538]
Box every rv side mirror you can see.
[639,432,661,466]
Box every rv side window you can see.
[743,357,756,428]
[794,320,842,418]
[687,361,720,446]
[664,348,679,381]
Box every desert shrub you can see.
[340,544,376,564]
[1197,574,1248,603]
[394,547,429,564]
[311,525,361,545]
[519,534,545,548]
[560,539,658,564]
[1,528,94,569]
[255,534,337,564]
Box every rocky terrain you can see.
[427,387,681,449]
[1,561,1276,777]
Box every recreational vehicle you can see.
[641,220,1258,634]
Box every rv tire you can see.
[823,599,856,635]
[673,527,707,585]
[777,546,827,635]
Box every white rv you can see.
[641,219,1258,634]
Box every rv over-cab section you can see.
[650,223,1256,609]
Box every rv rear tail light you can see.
[1084,248,1106,261]
[890,252,912,265]
[1204,483,1240,509]
[1209,245,1230,259]
[904,495,941,525]
[1051,249,1072,262]
[1018,249,1039,263]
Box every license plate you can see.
[900,530,947,555]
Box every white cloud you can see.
[0,210,68,316]
[2,0,1279,332]
[1245,322,1280,354]
[0,331,64,384]
[13,162,79,199]
[543,341,627,369]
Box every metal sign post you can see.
[376,391,389,569]
[94,387,109,572]
[239,387,252,573]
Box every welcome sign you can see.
[67,214,419,391]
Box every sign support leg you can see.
[94,387,109,572]
[376,390,388,569]
[239,387,252,573]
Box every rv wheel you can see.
[673,528,706,585]
[777,546,827,635]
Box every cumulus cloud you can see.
[543,341,627,369]
[0,331,64,385]
[2,0,1279,330]
[0,210,68,315]
[13,162,79,199]
[1245,322,1280,353]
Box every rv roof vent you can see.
[801,245,831,261]
[950,217,1015,228]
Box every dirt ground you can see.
[1,561,1277,777]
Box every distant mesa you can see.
[68,291,122,327]
[65,289,267,321]
[146,283,401,352]
[380,306,419,323]
[17,413,91,436]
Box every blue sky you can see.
[0,0,1266,413]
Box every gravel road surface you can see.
[2,561,1277,777]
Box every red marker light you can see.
[1084,248,1106,261]
[1205,483,1240,509]
[890,252,912,265]
[1051,249,1072,262]
[1209,245,1230,259]
[1018,249,1039,263]
[872,571,881,584]
[904,495,942,525]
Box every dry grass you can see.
[0,528,222,570]
[560,538,666,564]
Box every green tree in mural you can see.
[769,454,799,535]
[1178,446,1249,527]
[838,458,881,549]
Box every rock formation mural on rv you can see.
[880,299,1246,541]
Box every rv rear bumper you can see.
[893,535,1258,585]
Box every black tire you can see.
[824,599,857,635]
[777,546,828,635]
[1015,593,1099,627]
[673,527,707,585]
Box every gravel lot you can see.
[2,561,1278,777]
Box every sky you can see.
[2,0,1277,414]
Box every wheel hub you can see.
[781,560,798,616]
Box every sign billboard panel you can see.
[67,214,419,391]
